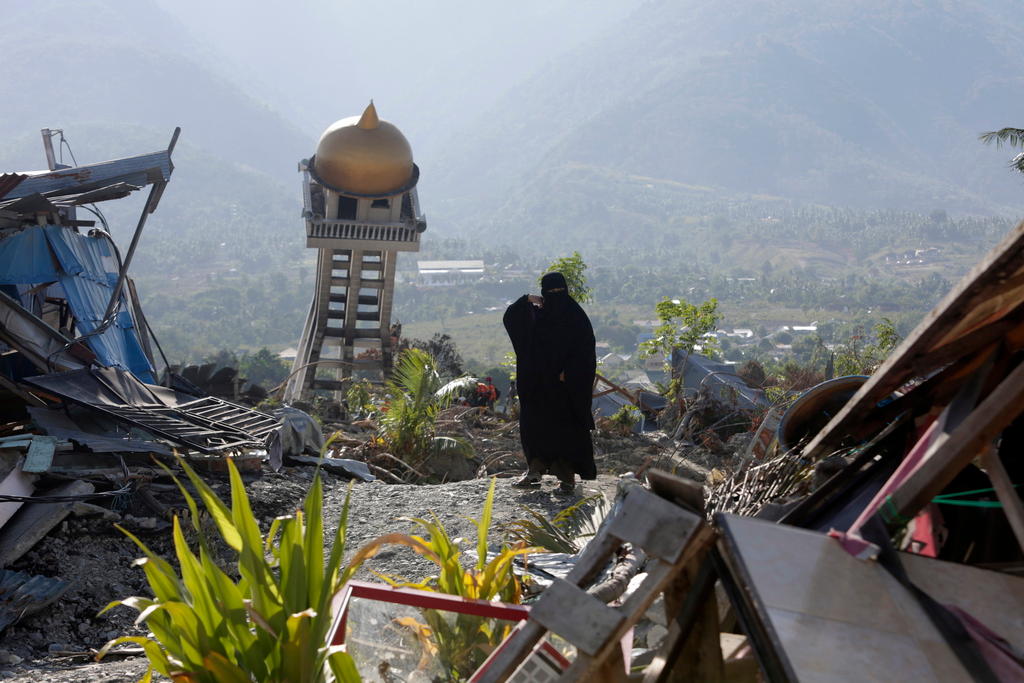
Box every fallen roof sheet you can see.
[673,350,767,412]
[0,225,154,382]
[24,367,279,454]
[2,150,171,201]
[0,175,26,202]
[27,406,173,456]
[0,289,91,375]
[0,569,69,632]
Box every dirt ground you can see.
[0,416,714,682]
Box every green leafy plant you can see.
[344,380,375,419]
[378,479,535,680]
[379,348,476,468]
[504,494,609,554]
[541,251,593,303]
[834,318,901,376]
[98,455,377,683]
[500,351,517,382]
[980,127,1024,174]
[639,297,722,373]
[606,404,641,435]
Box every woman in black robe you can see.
[503,272,596,494]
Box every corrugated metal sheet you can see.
[0,569,69,632]
[53,181,140,206]
[5,150,171,200]
[42,226,155,383]
[0,174,26,201]
[0,226,154,381]
[0,193,57,215]
[673,350,768,412]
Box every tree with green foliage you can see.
[238,348,289,388]
[980,128,1024,174]
[410,333,464,379]
[540,251,593,303]
[639,297,722,373]
[834,318,901,376]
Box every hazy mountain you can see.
[432,0,1024,248]
[153,0,646,166]
[0,0,312,184]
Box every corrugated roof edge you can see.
[0,174,27,201]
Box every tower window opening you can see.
[371,198,390,209]
[338,196,357,219]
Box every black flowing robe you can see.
[503,292,597,479]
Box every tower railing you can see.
[306,218,421,245]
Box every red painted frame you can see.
[327,580,571,677]
[328,580,531,646]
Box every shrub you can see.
[504,494,609,554]
[378,348,475,468]
[377,479,534,679]
[608,404,641,435]
[98,456,376,682]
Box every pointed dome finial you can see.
[313,101,416,195]
[357,101,379,130]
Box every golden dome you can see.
[312,102,416,196]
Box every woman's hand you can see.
[527,294,544,307]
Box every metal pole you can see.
[95,127,179,333]
[40,129,58,170]
[97,182,160,328]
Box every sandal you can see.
[512,473,541,488]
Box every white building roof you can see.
[417,260,485,273]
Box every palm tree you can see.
[378,348,476,467]
[979,128,1024,174]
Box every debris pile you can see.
[0,132,331,655]
[464,220,1024,680]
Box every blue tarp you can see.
[0,228,58,283]
[0,226,154,383]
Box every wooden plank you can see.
[560,526,714,681]
[980,448,1024,554]
[909,309,1023,375]
[529,580,625,656]
[887,359,1024,528]
[801,219,1024,461]
[22,436,56,473]
[647,468,705,513]
[606,488,702,563]
[0,455,34,531]
[0,480,93,568]
[642,546,722,683]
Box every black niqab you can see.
[503,273,596,479]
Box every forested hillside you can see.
[432,0,1024,245]
[1,0,1022,365]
